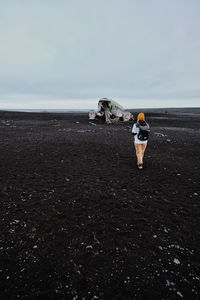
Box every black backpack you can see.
[137,120,150,141]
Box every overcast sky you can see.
[0,0,200,109]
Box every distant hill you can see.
[128,107,200,115]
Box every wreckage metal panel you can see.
[88,99,133,122]
[98,98,124,112]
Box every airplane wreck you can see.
[89,98,133,124]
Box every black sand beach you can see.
[0,109,200,299]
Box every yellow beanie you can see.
[137,112,145,121]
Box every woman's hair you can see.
[137,112,145,121]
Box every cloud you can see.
[0,0,200,109]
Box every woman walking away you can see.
[132,112,150,169]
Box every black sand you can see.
[0,109,200,299]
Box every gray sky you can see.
[0,0,200,109]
